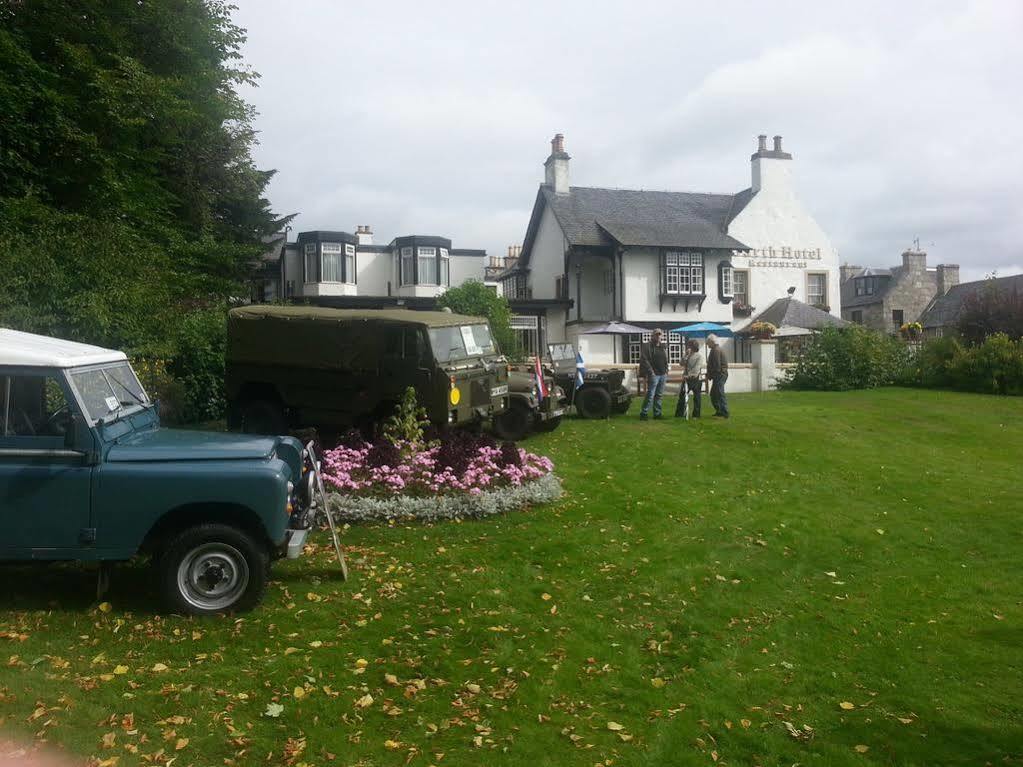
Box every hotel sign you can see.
[733,246,822,269]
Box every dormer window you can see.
[855,276,877,296]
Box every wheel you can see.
[240,399,286,435]
[157,523,269,615]
[534,416,562,433]
[575,386,612,419]
[492,400,535,441]
[611,395,633,415]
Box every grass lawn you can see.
[1,388,1021,767]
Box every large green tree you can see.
[437,280,520,359]
[0,0,290,353]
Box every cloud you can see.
[233,0,1023,279]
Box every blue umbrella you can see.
[669,321,734,338]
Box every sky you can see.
[232,0,1023,283]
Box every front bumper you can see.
[613,390,632,404]
[284,527,310,559]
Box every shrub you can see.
[131,357,187,424]
[779,325,911,390]
[167,308,228,423]
[901,333,1023,395]
[436,280,521,360]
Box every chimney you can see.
[750,133,793,195]
[840,264,861,284]
[901,248,926,273]
[936,263,960,295]
[544,133,571,195]
[357,225,373,246]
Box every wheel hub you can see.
[177,542,249,610]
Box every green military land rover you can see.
[226,306,509,436]
[0,328,313,615]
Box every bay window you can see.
[439,248,450,286]
[418,247,437,285]
[321,242,343,282]
[344,244,356,284]
[400,247,414,285]
[304,243,317,283]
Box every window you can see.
[285,280,296,297]
[70,362,148,423]
[303,243,317,283]
[400,247,414,285]
[439,248,450,286]
[1,373,71,438]
[418,247,437,285]
[321,242,343,282]
[663,252,703,295]
[344,244,356,284]
[807,273,828,307]
[892,309,904,327]
[627,332,682,366]
[851,310,863,324]
[555,274,567,299]
[733,270,749,306]
[720,264,734,298]
[855,277,876,296]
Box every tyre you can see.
[240,398,287,435]
[534,415,563,433]
[157,523,269,616]
[575,386,612,419]
[611,395,633,415]
[492,400,535,441]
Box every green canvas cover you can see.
[227,305,487,371]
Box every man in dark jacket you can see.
[706,334,729,418]
[639,329,669,420]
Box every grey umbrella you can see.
[582,321,651,363]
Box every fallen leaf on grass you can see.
[606,722,625,731]
[840,701,855,710]
[293,686,306,699]
[151,663,168,672]
[897,717,914,724]
[99,602,112,613]
[384,673,399,686]
[650,677,666,688]
[854,744,869,753]
[263,703,284,718]
[174,738,188,751]
[113,665,129,675]
[384,740,401,750]
[355,694,374,708]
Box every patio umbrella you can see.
[581,321,650,363]
[669,321,734,338]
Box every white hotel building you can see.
[501,134,841,367]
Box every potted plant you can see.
[747,321,777,340]
[899,321,923,340]
[732,301,755,317]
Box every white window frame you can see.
[303,243,317,283]
[418,246,437,285]
[344,244,356,285]
[439,248,450,286]
[320,242,343,283]
[664,251,704,295]
[733,270,749,306]
[400,247,414,286]
[807,272,828,307]
[721,264,734,298]
[690,254,704,294]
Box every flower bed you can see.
[320,430,561,523]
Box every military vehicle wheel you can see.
[534,416,562,432]
[241,399,287,435]
[158,523,269,616]
[493,401,534,441]
[575,387,612,419]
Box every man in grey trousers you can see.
[706,334,729,418]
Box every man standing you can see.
[677,339,704,418]
[639,329,669,420]
[706,334,729,418]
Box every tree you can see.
[957,280,1023,346]
[0,0,292,353]
[437,281,521,359]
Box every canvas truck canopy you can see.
[227,305,490,371]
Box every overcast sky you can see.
[233,0,1022,283]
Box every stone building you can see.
[840,249,959,333]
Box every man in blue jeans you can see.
[706,333,730,418]
[639,329,669,420]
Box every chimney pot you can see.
[773,135,783,152]
[757,135,767,152]
[552,133,565,154]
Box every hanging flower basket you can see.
[899,321,923,340]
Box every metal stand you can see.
[306,442,348,581]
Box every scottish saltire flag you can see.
[575,351,586,389]
[533,356,549,401]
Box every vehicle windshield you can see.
[70,361,150,423]
[428,324,498,362]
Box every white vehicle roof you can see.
[0,328,127,369]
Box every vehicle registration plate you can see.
[491,385,509,397]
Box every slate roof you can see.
[521,185,751,265]
[746,297,850,332]
[919,273,1023,329]
[840,268,895,308]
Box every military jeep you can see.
[491,363,567,441]
[548,343,633,419]
[226,306,509,437]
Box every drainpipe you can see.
[575,257,582,322]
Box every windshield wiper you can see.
[108,375,147,408]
